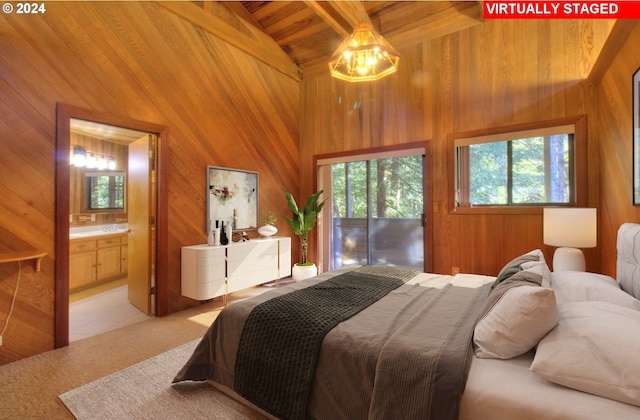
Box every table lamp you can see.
[543,208,597,272]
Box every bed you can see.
[174,223,640,419]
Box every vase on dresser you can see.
[258,224,278,237]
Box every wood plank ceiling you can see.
[174,1,485,80]
[83,1,485,138]
[71,119,150,145]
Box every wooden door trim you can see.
[55,103,169,348]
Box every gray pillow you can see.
[493,249,544,288]
[479,267,544,322]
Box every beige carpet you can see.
[59,339,267,419]
[0,287,269,420]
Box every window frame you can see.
[81,170,127,212]
[316,142,432,272]
[448,115,587,214]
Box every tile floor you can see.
[69,282,151,342]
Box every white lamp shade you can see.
[543,208,597,248]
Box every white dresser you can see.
[181,237,291,300]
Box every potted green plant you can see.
[258,209,278,237]
[284,189,326,280]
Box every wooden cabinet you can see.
[70,232,128,291]
[97,238,121,281]
[181,237,291,301]
[69,239,97,290]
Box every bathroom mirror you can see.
[82,170,126,212]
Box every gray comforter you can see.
[173,267,493,420]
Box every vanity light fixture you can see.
[69,146,116,170]
[328,22,400,82]
[86,153,97,169]
[71,146,86,167]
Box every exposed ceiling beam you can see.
[307,1,483,51]
[302,2,484,79]
[385,2,484,50]
[304,2,349,38]
[157,1,302,82]
[304,1,372,37]
[330,1,372,28]
[221,1,265,31]
[588,19,638,84]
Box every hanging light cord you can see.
[1,261,22,337]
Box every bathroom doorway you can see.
[67,122,155,340]
[55,103,169,348]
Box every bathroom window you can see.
[83,171,126,211]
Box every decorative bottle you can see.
[214,220,221,246]
[225,222,232,244]
[220,221,229,245]
[207,224,214,246]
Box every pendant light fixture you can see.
[328,22,400,82]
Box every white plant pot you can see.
[257,225,278,237]
[292,263,317,281]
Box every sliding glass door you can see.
[319,149,425,271]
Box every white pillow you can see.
[474,285,558,359]
[531,301,640,407]
[551,272,640,310]
[552,271,619,287]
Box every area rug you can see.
[59,339,265,419]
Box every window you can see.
[451,116,587,210]
[317,146,427,271]
[83,171,126,211]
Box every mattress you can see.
[461,351,640,420]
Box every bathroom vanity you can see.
[69,231,128,291]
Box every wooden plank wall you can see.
[300,19,614,276]
[0,3,634,365]
[595,23,640,277]
[0,2,299,364]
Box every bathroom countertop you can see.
[69,229,128,240]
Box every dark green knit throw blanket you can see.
[233,265,420,420]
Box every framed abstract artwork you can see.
[206,166,258,232]
[634,67,640,205]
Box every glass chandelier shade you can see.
[328,22,400,82]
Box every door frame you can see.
[55,103,169,348]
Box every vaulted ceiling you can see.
[71,1,486,140]
[161,1,485,81]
